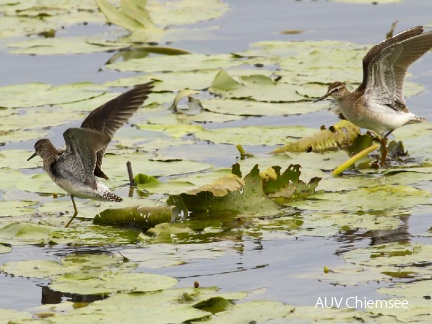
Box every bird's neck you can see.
[40,142,61,172]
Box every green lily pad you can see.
[0,223,57,245]
[8,36,127,55]
[205,300,294,323]
[49,225,141,246]
[0,244,12,254]
[0,200,36,218]
[174,163,319,217]
[50,272,178,295]
[1,259,67,279]
[102,154,214,179]
[344,242,432,268]
[0,16,56,39]
[291,185,431,212]
[120,242,227,268]
[147,0,230,26]
[285,305,365,322]
[0,83,106,108]
[0,309,32,322]
[135,123,205,138]
[194,125,317,146]
[144,108,244,125]
[202,98,327,116]
[58,298,211,323]
[1,253,137,279]
[106,54,242,73]
[367,297,432,323]
[105,71,216,91]
[210,70,305,102]
[378,281,432,299]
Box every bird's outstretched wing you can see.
[360,26,432,111]
[80,82,154,179]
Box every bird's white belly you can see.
[341,102,416,135]
[55,177,111,201]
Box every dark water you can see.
[1,0,432,314]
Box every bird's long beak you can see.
[313,91,332,103]
[27,152,37,161]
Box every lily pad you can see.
[106,54,242,73]
[291,185,431,212]
[50,272,178,295]
[8,37,127,55]
[120,241,229,268]
[205,300,294,323]
[195,125,317,146]
[0,223,57,245]
[1,253,137,279]
[202,98,327,117]
[0,309,32,322]
[0,16,56,39]
[0,244,12,254]
[147,0,230,26]
[0,82,106,108]
[210,70,305,102]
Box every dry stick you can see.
[127,161,135,185]
[127,161,135,197]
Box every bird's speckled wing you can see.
[63,128,110,186]
[80,82,154,179]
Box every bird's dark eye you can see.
[333,88,339,93]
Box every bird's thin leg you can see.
[380,137,388,166]
[380,129,394,165]
[65,196,78,228]
[384,129,395,138]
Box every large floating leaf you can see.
[0,16,56,39]
[0,309,32,323]
[107,54,242,73]
[291,184,431,212]
[8,37,127,55]
[194,125,317,146]
[0,244,12,254]
[50,272,178,295]
[0,82,106,108]
[121,242,228,268]
[173,163,320,216]
[1,253,137,279]
[206,300,294,323]
[0,223,57,245]
[202,98,327,117]
[49,225,142,246]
